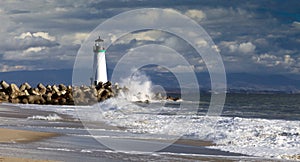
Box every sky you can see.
[0,0,300,76]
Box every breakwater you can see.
[0,80,179,105]
[0,80,117,105]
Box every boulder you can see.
[46,85,52,91]
[10,98,20,104]
[9,83,20,93]
[95,82,103,90]
[0,80,172,106]
[37,83,47,95]
[0,80,9,90]
[28,88,40,96]
[19,82,31,91]
[104,81,112,89]
[52,85,60,94]
[0,92,8,102]
[21,98,29,104]
[59,84,67,91]
[59,98,67,105]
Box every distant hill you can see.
[1,69,300,93]
[0,69,73,86]
[226,73,300,92]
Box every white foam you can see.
[207,117,300,160]
[27,114,63,121]
[37,147,75,152]
[118,72,155,102]
[84,100,300,160]
[18,100,300,160]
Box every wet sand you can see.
[0,156,57,162]
[0,128,58,143]
[0,104,60,161]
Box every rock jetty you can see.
[0,80,180,105]
[0,80,119,105]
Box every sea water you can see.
[0,75,299,161]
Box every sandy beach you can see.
[0,104,60,161]
[0,128,58,143]
[0,156,56,162]
[0,127,59,162]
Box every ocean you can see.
[0,92,299,161]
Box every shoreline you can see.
[0,103,284,161]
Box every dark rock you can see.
[166,96,180,101]
[95,82,103,90]
[10,98,20,104]
[59,98,67,105]
[21,98,29,104]
[104,81,112,87]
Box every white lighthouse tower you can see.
[92,36,108,85]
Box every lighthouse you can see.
[92,36,108,85]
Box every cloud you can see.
[3,47,48,61]
[238,42,256,54]
[24,46,47,53]
[220,41,256,54]
[185,9,206,22]
[16,32,32,39]
[211,45,220,53]
[283,55,294,65]
[252,54,296,72]
[292,21,300,29]
[169,65,195,73]
[0,32,59,53]
[0,63,32,72]
[32,32,56,41]
[114,30,164,45]
[252,53,280,67]
[61,32,90,45]
[16,32,56,41]
[195,38,208,47]
[0,0,299,75]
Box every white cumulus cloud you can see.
[252,53,279,67]
[24,46,46,53]
[185,9,206,22]
[238,42,256,53]
[15,32,56,41]
[32,32,56,41]
[252,53,296,69]
[221,41,256,54]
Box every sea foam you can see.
[12,73,300,160]
[27,114,63,121]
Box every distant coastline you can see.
[1,69,300,94]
